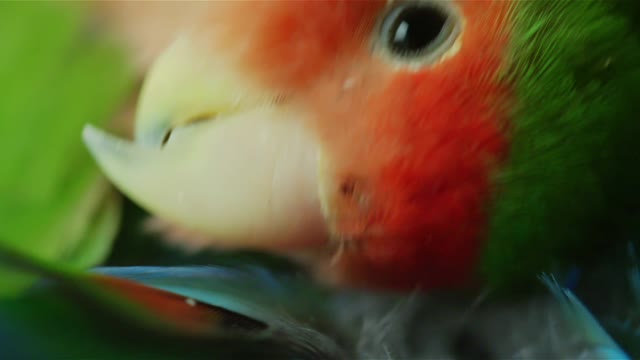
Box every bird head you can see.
[84,1,640,290]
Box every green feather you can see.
[484,0,640,290]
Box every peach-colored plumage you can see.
[90,1,207,73]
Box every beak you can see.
[83,36,327,250]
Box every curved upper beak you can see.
[132,36,268,147]
[82,35,328,251]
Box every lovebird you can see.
[83,0,640,292]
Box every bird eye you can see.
[377,1,461,66]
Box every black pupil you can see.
[389,5,448,56]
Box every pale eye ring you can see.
[375,0,462,67]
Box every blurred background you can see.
[0,1,295,296]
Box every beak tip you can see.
[82,124,110,163]
[82,124,102,153]
[82,124,140,177]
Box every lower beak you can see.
[82,36,328,251]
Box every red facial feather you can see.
[202,0,385,91]
[206,0,514,289]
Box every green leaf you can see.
[0,1,135,295]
